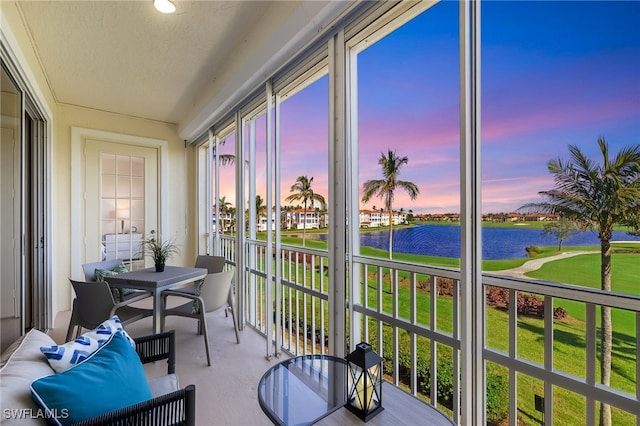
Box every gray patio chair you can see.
[160,269,239,366]
[195,255,226,273]
[66,279,153,341]
[82,259,152,302]
[163,255,226,298]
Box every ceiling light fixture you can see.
[153,0,176,14]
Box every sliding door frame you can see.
[1,34,53,334]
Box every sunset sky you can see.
[217,1,640,214]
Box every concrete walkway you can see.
[494,251,598,278]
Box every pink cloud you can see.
[481,175,554,213]
[483,96,637,145]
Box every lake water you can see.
[335,224,640,260]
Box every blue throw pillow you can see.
[31,331,152,425]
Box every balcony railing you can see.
[222,235,639,425]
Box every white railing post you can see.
[248,118,258,331]
[235,111,246,332]
[205,130,213,255]
[460,0,484,424]
[346,26,362,355]
[274,91,282,356]
[264,80,274,358]
[327,29,347,357]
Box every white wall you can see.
[2,2,197,325]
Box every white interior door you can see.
[84,140,159,268]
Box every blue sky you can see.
[220,1,640,214]
[481,0,640,213]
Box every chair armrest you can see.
[161,290,205,317]
[72,384,196,426]
[134,330,176,374]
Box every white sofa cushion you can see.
[0,329,56,425]
[147,373,179,397]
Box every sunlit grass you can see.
[527,253,639,335]
[263,234,638,424]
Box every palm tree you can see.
[285,176,326,247]
[519,138,640,426]
[228,206,237,234]
[361,149,420,259]
[213,138,236,166]
[255,195,267,229]
[212,138,237,234]
[216,196,232,234]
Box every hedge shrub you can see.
[367,325,509,425]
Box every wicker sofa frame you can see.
[74,331,196,426]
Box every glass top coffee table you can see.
[258,355,347,426]
[259,354,456,426]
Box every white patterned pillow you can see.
[40,315,135,373]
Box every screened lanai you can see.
[1,1,638,425]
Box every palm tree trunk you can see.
[388,208,393,259]
[599,237,612,426]
[302,201,307,248]
[388,207,393,294]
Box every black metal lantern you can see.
[345,342,384,421]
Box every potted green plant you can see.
[144,230,180,272]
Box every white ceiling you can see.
[14,1,353,139]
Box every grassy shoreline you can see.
[277,219,640,233]
[278,229,640,272]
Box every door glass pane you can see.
[131,199,144,221]
[101,175,116,198]
[131,177,144,198]
[102,153,116,174]
[131,156,144,176]
[117,176,131,198]
[116,155,130,175]
[0,65,22,351]
[101,153,145,265]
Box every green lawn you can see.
[526,251,638,341]
[264,235,639,424]
[363,251,638,425]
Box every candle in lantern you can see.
[355,373,372,411]
[345,342,384,421]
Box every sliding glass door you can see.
[1,61,49,351]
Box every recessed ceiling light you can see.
[153,0,176,14]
